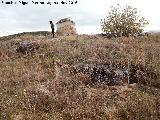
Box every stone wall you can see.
[56,18,77,36]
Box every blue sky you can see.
[0,0,160,36]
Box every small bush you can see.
[101,4,149,37]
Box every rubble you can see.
[15,41,40,54]
[71,63,128,85]
[71,62,159,86]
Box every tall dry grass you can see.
[0,34,160,119]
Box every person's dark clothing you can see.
[50,22,54,38]
[51,28,54,38]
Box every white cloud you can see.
[0,0,160,36]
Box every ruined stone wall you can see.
[56,20,77,36]
[57,21,74,29]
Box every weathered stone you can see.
[71,62,159,86]
[56,18,77,36]
[15,41,40,54]
[71,63,128,85]
[128,63,158,85]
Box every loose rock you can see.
[71,63,128,85]
[15,41,40,54]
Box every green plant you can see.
[101,4,149,37]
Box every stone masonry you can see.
[56,18,77,36]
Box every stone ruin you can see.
[56,18,77,36]
[71,62,159,86]
[71,63,128,86]
[15,41,40,54]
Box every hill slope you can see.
[0,33,160,120]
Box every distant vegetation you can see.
[101,4,149,37]
[0,31,50,41]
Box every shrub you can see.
[101,4,149,37]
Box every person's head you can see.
[49,21,52,24]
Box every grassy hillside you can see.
[0,31,50,41]
[0,33,160,120]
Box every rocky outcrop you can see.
[71,63,128,85]
[71,62,159,86]
[15,41,40,54]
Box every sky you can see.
[0,0,160,36]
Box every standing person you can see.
[49,21,55,38]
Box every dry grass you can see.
[0,34,160,120]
